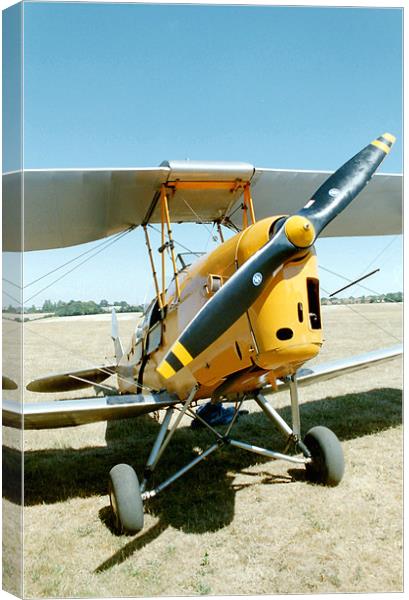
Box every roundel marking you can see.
[328,187,340,198]
[252,272,263,286]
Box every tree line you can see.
[4,299,144,316]
[321,291,403,305]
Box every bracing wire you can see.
[24,226,136,305]
[3,277,20,289]
[181,196,217,239]
[320,285,402,344]
[25,324,158,394]
[357,235,399,277]
[24,227,135,289]
[2,227,135,293]
[2,289,22,305]
[148,224,202,256]
[319,264,399,300]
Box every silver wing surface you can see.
[3,162,402,251]
[2,391,181,430]
[275,344,402,392]
[230,169,402,237]
[2,345,401,430]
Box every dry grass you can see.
[2,304,403,597]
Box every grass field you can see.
[2,303,403,597]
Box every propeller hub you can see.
[284,215,315,248]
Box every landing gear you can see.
[109,463,144,534]
[107,378,345,534]
[303,426,344,486]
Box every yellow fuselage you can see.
[120,217,323,400]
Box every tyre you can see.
[303,426,344,486]
[108,463,144,534]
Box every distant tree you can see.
[42,299,55,312]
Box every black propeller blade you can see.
[157,133,395,380]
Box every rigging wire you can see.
[320,285,402,344]
[2,227,135,292]
[181,196,218,239]
[25,324,157,394]
[225,200,244,222]
[3,277,20,289]
[205,223,218,252]
[2,289,22,305]
[24,227,136,289]
[24,226,136,305]
[357,235,399,278]
[319,264,399,300]
[329,269,380,297]
[148,224,202,256]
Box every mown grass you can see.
[3,387,401,512]
[2,304,404,596]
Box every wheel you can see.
[303,426,344,486]
[108,463,144,534]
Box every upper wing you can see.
[3,162,402,251]
[2,162,253,251]
[229,168,402,237]
[2,345,401,430]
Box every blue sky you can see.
[4,2,404,305]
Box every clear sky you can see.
[4,2,404,306]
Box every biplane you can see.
[2,133,403,534]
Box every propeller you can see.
[157,133,396,380]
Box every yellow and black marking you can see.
[172,341,193,366]
[371,132,396,154]
[157,341,193,380]
[156,360,176,380]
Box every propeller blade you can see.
[157,133,395,380]
[298,132,397,236]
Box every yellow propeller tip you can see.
[382,132,396,144]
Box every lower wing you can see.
[2,345,402,430]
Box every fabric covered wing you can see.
[2,346,401,430]
[230,169,402,237]
[275,344,402,391]
[2,162,253,251]
[3,163,401,252]
[3,167,168,251]
[2,391,180,429]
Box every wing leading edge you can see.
[3,162,401,252]
[2,391,181,430]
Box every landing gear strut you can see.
[108,377,344,534]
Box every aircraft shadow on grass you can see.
[2,386,402,569]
